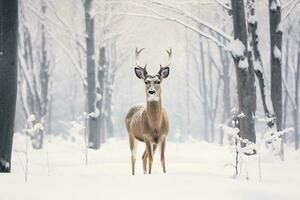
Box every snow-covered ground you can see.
[1,133,300,200]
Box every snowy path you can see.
[1,134,300,200]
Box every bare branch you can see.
[148,0,232,41]
[282,0,300,21]
[214,0,231,10]
[45,27,87,86]
[282,0,298,9]
[282,76,297,108]
[26,3,87,38]
[132,2,231,51]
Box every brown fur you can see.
[125,92,169,175]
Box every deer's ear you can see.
[135,67,146,79]
[159,67,170,79]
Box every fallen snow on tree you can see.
[276,22,282,33]
[238,58,248,69]
[248,15,257,25]
[270,0,281,11]
[273,45,282,60]
[230,39,245,58]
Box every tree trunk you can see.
[0,0,18,172]
[269,0,282,131]
[282,28,290,130]
[207,41,215,142]
[84,0,100,149]
[247,0,274,129]
[185,30,191,138]
[231,0,256,143]
[294,42,300,149]
[33,1,49,149]
[199,36,209,142]
[219,36,231,144]
[269,0,283,158]
[97,46,106,142]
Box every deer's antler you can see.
[135,48,146,69]
[160,48,172,69]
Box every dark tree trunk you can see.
[248,0,274,129]
[0,0,18,172]
[84,0,100,149]
[269,0,284,158]
[269,0,282,131]
[231,0,256,143]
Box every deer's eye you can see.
[145,81,150,84]
[154,80,160,84]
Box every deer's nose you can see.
[148,90,156,95]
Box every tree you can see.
[84,0,100,149]
[0,0,18,172]
[269,0,283,131]
[18,0,51,149]
[231,0,257,143]
[294,41,300,149]
[218,35,231,144]
[269,0,284,158]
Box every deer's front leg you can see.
[129,136,137,175]
[145,139,153,174]
[159,137,166,173]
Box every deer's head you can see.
[134,48,171,101]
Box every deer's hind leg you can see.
[129,136,138,175]
[142,144,157,174]
[145,139,154,174]
[142,149,148,174]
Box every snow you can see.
[96,93,102,101]
[94,107,100,118]
[248,15,257,25]
[87,112,96,118]
[276,22,282,33]
[1,133,300,200]
[27,114,36,122]
[270,0,281,11]
[237,112,246,118]
[230,39,245,58]
[254,60,262,71]
[271,0,277,11]
[273,46,282,60]
[0,159,10,169]
[239,58,249,69]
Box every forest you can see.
[0,0,299,200]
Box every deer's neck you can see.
[146,95,162,129]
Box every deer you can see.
[125,48,171,175]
